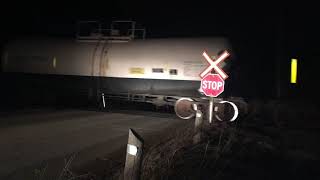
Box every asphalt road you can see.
[0,109,184,179]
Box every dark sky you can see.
[0,1,316,42]
[0,1,314,37]
[1,1,316,57]
[0,1,319,98]
[1,1,318,54]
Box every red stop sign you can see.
[201,74,225,97]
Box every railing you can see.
[76,20,146,42]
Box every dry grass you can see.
[141,122,195,180]
[139,120,248,180]
[137,100,320,180]
[33,153,97,180]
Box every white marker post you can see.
[124,129,144,180]
[101,93,106,108]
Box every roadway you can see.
[0,108,184,179]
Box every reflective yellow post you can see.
[291,59,297,84]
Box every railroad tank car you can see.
[1,21,235,116]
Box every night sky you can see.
[1,1,319,99]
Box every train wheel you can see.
[174,98,196,120]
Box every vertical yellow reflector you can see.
[291,59,297,83]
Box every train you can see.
[1,21,240,119]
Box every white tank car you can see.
[1,21,235,118]
[2,37,231,80]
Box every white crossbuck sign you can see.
[200,50,230,79]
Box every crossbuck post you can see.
[193,104,203,144]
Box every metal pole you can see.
[142,29,146,40]
[193,108,203,144]
[124,129,144,180]
[208,97,214,123]
[213,98,224,121]
[131,21,136,39]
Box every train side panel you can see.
[1,37,233,108]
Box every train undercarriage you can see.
[101,91,248,121]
